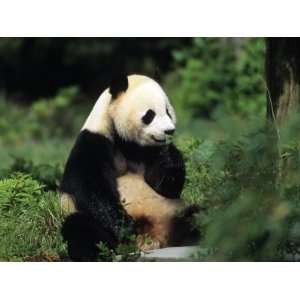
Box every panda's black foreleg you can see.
[144,143,186,199]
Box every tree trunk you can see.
[266,38,300,124]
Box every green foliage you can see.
[167,38,266,120]
[179,116,300,261]
[0,173,44,213]
[0,86,85,145]
[0,157,63,190]
[0,173,66,261]
[30,86,82,138]
[97,235,140,262]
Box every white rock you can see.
[139,246,199,261]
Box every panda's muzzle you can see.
[151,136,166,143]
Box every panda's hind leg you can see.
[61,211,118,261]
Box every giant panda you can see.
[60,73,200,261]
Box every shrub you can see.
[0,86,85,145]
[166,37,266,120]
[0,173,44,213]
[182,115,300,261]
[29,86,84,139]
[0,173,65,261]
[0,157,63,190]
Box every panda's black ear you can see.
[109,71,129,99]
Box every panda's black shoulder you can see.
[67,129,112,156]
[60,129,117,196]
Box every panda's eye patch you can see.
[142,109,155,125]
[166,108,172,119]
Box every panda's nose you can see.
[165,129,175,136]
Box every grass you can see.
[0,173,66,261]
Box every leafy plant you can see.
[97,234,140,262]
[0,173,66,261]
[0,157,63,190]
[0,86,85,145]
[182,116,300,261]
[166,37,266,120]
[0,173,44,213]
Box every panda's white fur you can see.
[108,75,176,146]
[81,88,113,139]
[61,74,182,251]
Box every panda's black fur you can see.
[60,74,201,261]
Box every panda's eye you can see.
[166,108,172,119]
[142,109,155,125]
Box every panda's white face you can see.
[109,75,176,146]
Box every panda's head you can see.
[108,74,176,146]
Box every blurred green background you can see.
[5,37,300,262]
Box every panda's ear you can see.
[109,71,129,99]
